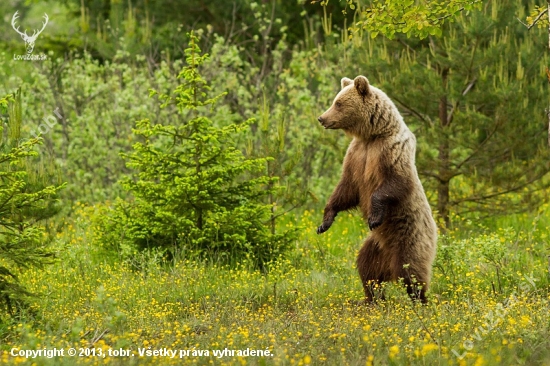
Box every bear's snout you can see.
[318,116,330,129]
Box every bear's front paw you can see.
[317,221,332,234]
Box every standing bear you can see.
[317,75,437,303]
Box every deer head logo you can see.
[11,11,49,54]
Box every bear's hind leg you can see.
[392,259,429,304]
[357,237,390,303]
[404,277,428,304]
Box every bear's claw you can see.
[368,217,382,231]
[317,223,330,234]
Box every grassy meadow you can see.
[2,1,550,365]
[2,203,549,365]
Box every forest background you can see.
[0,0,549,365]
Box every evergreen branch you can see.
[452,117,499,171]
[419,170,443,181]
[450,171,548,205]
[0,191,17,216]
[453,183,550,217]
[391,95,433,126]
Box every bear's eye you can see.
[335,101,342,108]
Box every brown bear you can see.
[316,75,437,303]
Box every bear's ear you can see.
[341,77,353,89]
[354,75,370,96]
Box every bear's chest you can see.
[347,140,382,195]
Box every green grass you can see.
[1,204,549,365]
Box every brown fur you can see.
[317,75,437,303]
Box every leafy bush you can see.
[95,34,295,268]
[0,22,345,210]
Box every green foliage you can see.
[35,0,350,60]
[2,0,548,228]
[95,34,294,267]
[525,4,549,28]
[0,52,184,204]
[0,23,339,208]
[348,0,482,39]
[253,89,312,232]
[341,0,550,225]
[203,30,347,207]
[0,91,65,312]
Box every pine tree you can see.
[350,0,550,227]
[0,90,64,312]
[97,33,294,267]
[520,1,550,146]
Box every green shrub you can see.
[0,91,65,312]
[95,33,295,268]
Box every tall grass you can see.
[1,204,549,365]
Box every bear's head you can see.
[318,75,397,138]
